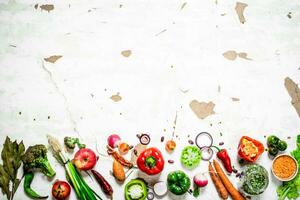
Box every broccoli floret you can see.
[64,136,86,150]
[22,144,56,178]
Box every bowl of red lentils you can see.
[272,154,298,181]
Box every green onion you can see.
[47,135,102,200]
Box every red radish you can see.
[107,134,121,148]
[73,148,97,170]
[52,180,71,200]
[193,173,208,187]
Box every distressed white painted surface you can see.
[0,0,300,199]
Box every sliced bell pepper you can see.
[238,136,264,162]
[137,147,164,175]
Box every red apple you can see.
[52,180,71,200]
[73,148,97,170]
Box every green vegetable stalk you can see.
[48,135,102,200]
[22,144,56,199]
[0,137,25,200]
[23,172,48,199]
[277,135,300,200]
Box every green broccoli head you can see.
[22,144,56,178]
[64,136,86,149]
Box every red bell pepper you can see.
[137,147,165,175]
[238,136,264,162]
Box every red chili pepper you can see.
[238,136,264,163]
[137,147,165,175]
[212,146,233,173]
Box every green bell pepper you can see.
[125,179,148,200]
[167,170,191,195]
[181,146,201,169]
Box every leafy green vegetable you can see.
[0,136,25,200]
[277,135,300,200]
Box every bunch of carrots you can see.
[209,160,246,200]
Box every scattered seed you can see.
[48,116,50,119]
[219,142,224,146]
[161,136,165,142]
[33,118,36,121]
[136,134,141,138]
[232,168,238,173]
[220,132,223,136]
[168,159,174,164]
[188,139,194,145]
[134,149,138,156]
[18,112,22,115]
[287,136,291,139]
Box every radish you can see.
[193,173,208,197]
[107,134,121,148]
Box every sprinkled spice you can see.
[188,139,194,145]
[220,132,223,137]
[273,155,297,179]
[168,160,174,164]
[18,112,22,115]
[134,149,138,156]
[219,142,224,146]
[161,136,164,142]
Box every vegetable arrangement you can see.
[0,131,298,200]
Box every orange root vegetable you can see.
[213,160,246,200]
[165,140,176,152]
[209,162,229,199]
[113,159,125,182]
[107,145,133,168]
[118,142,131,155]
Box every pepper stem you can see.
[145,156,156,168]
[211,145,221,152]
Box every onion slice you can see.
[200,147,214,161]
[139,134,151,145]
[153,181,167,197]
[195,132,213,149]
[147,192,154,200]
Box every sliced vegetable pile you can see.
[0,131,298,200]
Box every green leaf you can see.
[0,137,25,200]
[0,164,11,199]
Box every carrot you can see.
[213,160,246,200]
[209,162,229,199]
[107,145,133,168]
[113,159,125,182]
[91,169,113,197]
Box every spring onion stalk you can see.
[47,135,102,200]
